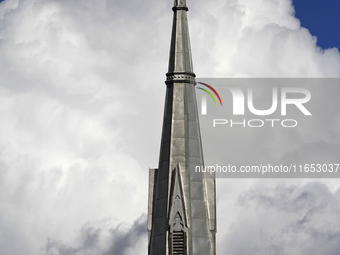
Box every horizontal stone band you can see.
[172,6,189,11]
[165,72,196,84]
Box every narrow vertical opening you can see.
[172,231,185,255]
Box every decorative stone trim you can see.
[165,72,196,85]
[172,6,189,11]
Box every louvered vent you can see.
[172,231,185,255]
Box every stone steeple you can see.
[148,1,216,254]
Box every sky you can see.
[0,0,340,255]
[293,0,340,50]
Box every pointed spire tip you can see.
[173,0,188,11]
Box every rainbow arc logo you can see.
[196,82,223,106]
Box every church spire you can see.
[148,1,216,254]
[166,0,195,84]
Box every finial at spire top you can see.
[173,0,188,11]
[174,0,186,6]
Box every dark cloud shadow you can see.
[44,214,147,255]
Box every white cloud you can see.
[190,0,340,77]
[219,182,340,255]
